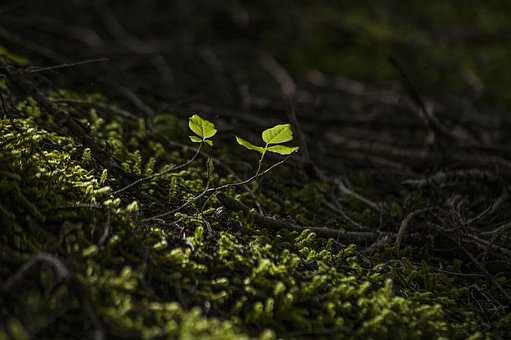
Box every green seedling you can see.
[236,123,299,156]
[189,114,217,146]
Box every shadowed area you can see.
[1,1,511,339]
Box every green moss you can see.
[0,46,28,66]
[0,89,506,339]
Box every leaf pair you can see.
[236,123,299,155]
[189,114,217,146]
[188,115,299,156]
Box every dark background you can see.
[3,1,511,178]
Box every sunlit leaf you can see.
[261,123,293,144]
[189,114,217,139]
[235,136,265,154]
[267,145,299,155]
[189,135,202,143]
[205,139,213,146]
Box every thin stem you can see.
[28,58,110,73]
[140,180,211,222]
[255,146,268,175]
[209,155,287,192]
[142,156,289,222]
[112,143,202,195]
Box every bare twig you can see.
[112,144,202,195]
[462,247,511,303]
[389,56,478,146]
[140,168,212,223]
[218,192,384,242]
[260,52,322,178]
[323,198,373,231]
[259,52,296,98]
[464,233,511,258]
[395,208,432,251]
[152,134,265,214]
[141,157,288,222]
[467,190,509,225]
[336,178,380,212]
[2,252,70,291]
[403,169,500,188]
[480,221,511,237]
[429,221,511,303]
[109,83,155,118]
[50,99,138,119]
[28,58,109,73]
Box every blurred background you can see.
[2,0,511,176]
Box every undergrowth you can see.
[0,66,509,339]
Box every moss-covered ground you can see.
[1,2,511,339]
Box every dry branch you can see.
[217,192,383,242]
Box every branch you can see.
[217,193,383,242]
[336,179,380,212]
[395,208,432,251]
[112,143,202,195]
[260,52,322,178]
[2,252,70,291]
[403,169,500,188]
[389,56,478,146]
[141,157,287,222]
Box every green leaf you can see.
[261,123,293,144]
[189,114,217,139]
[235,136,265,154]
[267,145,299,155]
[190,135,213,146]
[189,135,202,143]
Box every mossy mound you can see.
[1,66,506,339]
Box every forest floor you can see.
[1,1,511,339]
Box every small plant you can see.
[235,124,299,156]
[188,115,298,179]
[188,114,217,146]
[120,114,299,221]
[187,114,298,178]
[188,114,298,156]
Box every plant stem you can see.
[142,156,290,222]
[112,143,203,195]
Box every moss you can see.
[0,88,507,339]
[0,46,28,66]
